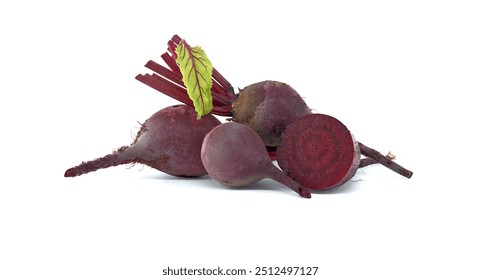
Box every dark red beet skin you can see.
[277,114,361,190]
[64,105,221,178]
[231,81,312,147]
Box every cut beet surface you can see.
[277,114,361,190]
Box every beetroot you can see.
[277,114,413,190]
[64,105,221,178]
[200,122,311,198]
[135,35,311,147]
[231,81,312,146]
[277,114,360,190]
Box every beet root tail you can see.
[64,146,134,177]
[268,165,311,198]
[298,188,312,199]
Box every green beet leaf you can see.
[175,40,213,118]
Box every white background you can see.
[1,0,480,279]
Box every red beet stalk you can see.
[358,142,413,178]
[135,34,235,116]
[358,151,396,168]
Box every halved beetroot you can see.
[276,114,361,190]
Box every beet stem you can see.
[212,68,235,98]
[267,165,311,198]
[137,34,236,115]
[210,104,233,116]
[359,158,378,168]
[359,152,396,168]
[145,60,184,86]
[64,147,134,177]
[135,74,194,106]
[161,52,181,75]
[358,142,413,178]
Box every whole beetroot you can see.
[200,122,311,198]
[231,80,311,147]
[64,105,221,178]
